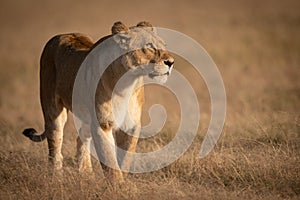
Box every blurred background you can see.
[0,0,299,199]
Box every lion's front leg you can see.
[90,121,123,182]
[115,126,140,173]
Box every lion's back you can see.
[58,33,94,51]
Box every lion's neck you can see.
[112,68,143,97]
[100,62,142,96]
[105,65,143,128]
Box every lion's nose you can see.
[164,59,174,68]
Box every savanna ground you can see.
[0,0,299,199]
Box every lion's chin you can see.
[149,74,168,84]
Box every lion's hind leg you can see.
[42,101,68,172]
[76,123,93,174]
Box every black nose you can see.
[164,60,174,68]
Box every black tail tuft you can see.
[22,128,46,142]
[23,128,37,138]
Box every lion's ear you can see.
[111,21,129,34]
[136,21,157,33]
[136,21,153,28]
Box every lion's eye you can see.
[145,43,156,50]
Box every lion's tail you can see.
[23,128,47,142]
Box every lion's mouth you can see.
[164,71,170,76]
[148,71,170,78]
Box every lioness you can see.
[23,21,174,181]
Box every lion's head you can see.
[112,21,174,83]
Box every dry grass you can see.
[0,0,300,199]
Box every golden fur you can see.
[23,21,174,181]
